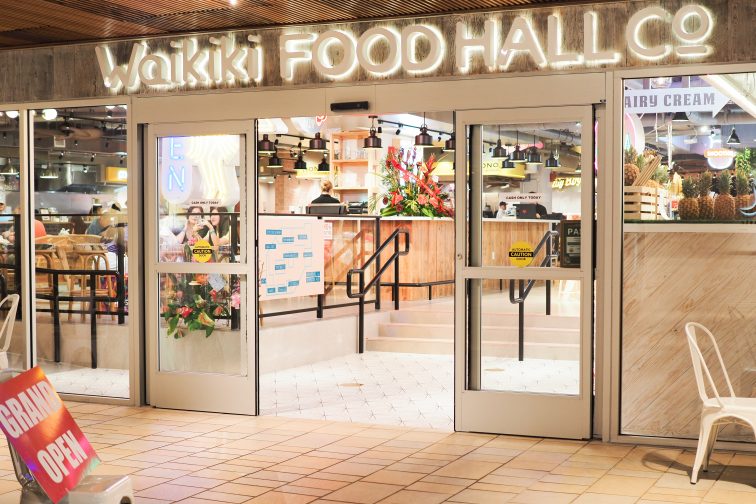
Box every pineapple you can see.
[735,172,753,212]
[714,170,736,221]
[623,150,644,186]
[678,177,699,221]
[698,171,714,221]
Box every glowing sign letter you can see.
[498,17,547,70]
[402,25,444,74]
[280,33,316,81]
[626,6,673,61]
[455,20,498,73]
[672,5,713,57]
[313,30,358,80]
[95,44,145,90]
[584,12,621,64]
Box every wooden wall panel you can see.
[0,0,751,103]
[622,231,756,441]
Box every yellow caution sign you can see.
[191,239,213,263]
[508,241,534,268]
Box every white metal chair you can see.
[685,322,756,484]
[0,294,19,370]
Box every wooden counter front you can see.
[378,218,553,301]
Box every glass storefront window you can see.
[621,72,756,441]
[0,111,25,370]
[31,105,129,398]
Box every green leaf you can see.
[205,326,214,337]
[167,316,179,336]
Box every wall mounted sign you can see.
[93,2,720,94]
[624,87,729,115]
[500,192,544,203]
[259,216,325,300]
[552,177,582,190]
[560,220,581,268]
[508,241,535,268]
[0,367,99,503]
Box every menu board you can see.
[560,220,581,268]
[259,216,325,299]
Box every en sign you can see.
[0,367,98,503]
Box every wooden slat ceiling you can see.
[0,0,586,49]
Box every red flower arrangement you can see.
[160,273,238,338]
[372,147,453,217]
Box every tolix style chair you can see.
[685,322,756,484]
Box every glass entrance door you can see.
[454,107,594,438]
[146,122,255,414]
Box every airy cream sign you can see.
[96,4,715,92]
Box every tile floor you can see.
[260,353,579,430]
[40,363,130,398]
[0,403,753,504]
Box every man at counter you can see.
[528,192,549,218]
[496,201,508,219]
[311,180,340,204]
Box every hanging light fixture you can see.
[318,156,330,171]
[267,153,283,168]
[294,143,307,170]
[308,132,328,152]
[414,112,433,147]
[726,126,741,145]
[492,125,508,158]
[526,132,542,164]
[443,133,455,153]
[364,115,382,150]
[503,156,516,169]
[40,164,58,179]
[671,111,688,122]
[511,131,526,162]
[0,158,18,176]
[257,134,276,155]
[545,140,560,168]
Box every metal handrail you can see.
[508,229,560,362]
[346,229,410,353]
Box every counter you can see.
[378,217,557,301]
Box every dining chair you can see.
[685,322,756,484]
[0,294,20,370]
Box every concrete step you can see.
[378,322,580,344]
[389,309,580,329]
[366,337,579,360]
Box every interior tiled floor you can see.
[0,403,753,504]
[40,363,130,398]
[260,353,579,430]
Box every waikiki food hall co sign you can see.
[96,4,715,92]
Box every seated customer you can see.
[311,180,340,204]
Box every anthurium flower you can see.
[197,311,215,327]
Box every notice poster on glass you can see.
[259,216,325,299]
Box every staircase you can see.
[366,308,580,360]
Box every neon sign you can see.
[96,4,715,92]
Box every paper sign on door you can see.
[0,367,99,503]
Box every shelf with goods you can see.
[329,130,379,205]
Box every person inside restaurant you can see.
[175,205,212,244]
[496,201,508,219]
[311,180,340,204]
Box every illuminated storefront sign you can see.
[552,177,582,190]
[96,4,716,92]
[624,87,729,115]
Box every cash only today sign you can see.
[0,368,98,503]
[95,4,716,92]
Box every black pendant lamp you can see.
[492,126,508,158]
[511,131,526,162]
[309,132,328,152]
[726,126,741,145]
[443,133,455,153]
[671,111,688,122]
[545,140,560,168]
[267,153,283,168]
[318,156,330,171]
[527,132,542,164]
[364,115,382,150]
[258,134,276,155]
[414,112,433,147]
[294,143,307,170]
